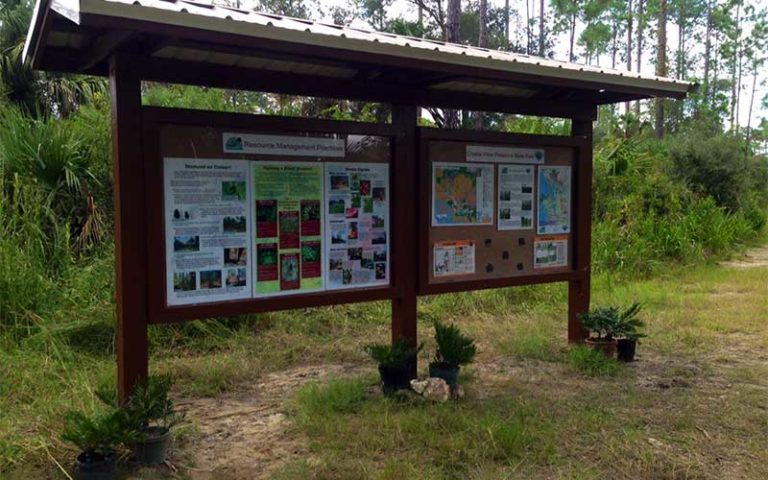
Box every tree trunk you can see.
[730,1,741,132]
[745,69,757,159]
[569,12,576,62]
[479,0,488,48]
[703,2,712,107]
[505,0,510,48]
[635,0,644,115]
[538,0,545,56]
[611,19,617,69]
[526,0,531,54]
[625,0,633,119]
[655,0,668,139]
[445,0,461,128]
[475,0,488,129]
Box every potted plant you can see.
[96,375,183,465]
[615,303,646,362]
[364,340,422,394]
[61,409,136,480]
[123,375,183,465]
[578,305,623,358]
[429,321,476,388]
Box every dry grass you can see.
[1,264,766,479]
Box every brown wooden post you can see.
[110,54,149,401]
[391,104,419,378]
[568,115,595,343]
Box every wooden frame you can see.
[105,51,596,400]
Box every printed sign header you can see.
[224,133,346,157]
[466,145,545,164]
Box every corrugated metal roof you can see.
[24,0,695,99]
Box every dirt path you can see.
[720,244,768,269]
[171,364,370,480]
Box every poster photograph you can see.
[533,236,569,268]
[498,165,534,230]
[325,163,390,290]
[433,240,476,277]
[432,162,494,226]
[252,162,324,296]
[537,165,572,234]
[164,158,252,306]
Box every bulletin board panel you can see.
[418,128,587,295]
[142,107,399,324]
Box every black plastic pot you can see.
[132,426,171,465]
[76,450,117,480]
[617,339,637,362]
[378,365,411,394]
[429,362,460,388]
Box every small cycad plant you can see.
[97,375,184,435]
[363,340,422,369]
[433,321,476,368]
[364,340,422,394]
[61,409,138,463]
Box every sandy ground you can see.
[720,245,768,269]
[145,247,768,479]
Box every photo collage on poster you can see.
[164,155,389,306]
[164,158,252,306]
[325,163,390,289]
[431,145,572,277]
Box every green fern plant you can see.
[579,303,644,341]
[363,340,422,369]
[61,409,138,461]
[432,321,476,367]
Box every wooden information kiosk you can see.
[23,0,694,399]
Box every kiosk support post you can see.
[391,104,419,378]
[567,116,594,343]
[110,55,149,401]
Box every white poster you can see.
[324,163,390,289]
[164,158,252,306]
[432,162,494,226]
[466,145,545,164]
[537,166,572,234]
[498,165,535,230]
[433,240,475,277]
[533,237,568,268]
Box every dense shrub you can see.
[591,132,764,276]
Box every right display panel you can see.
[425,138,575,286]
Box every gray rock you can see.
[410,379,429,395]
[421,378,451,403]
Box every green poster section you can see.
[253,162,324,295]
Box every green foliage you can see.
[667,128,767,214]
[591,132,764,276]
[97,375,184,434]
[61,409,138,457]
[566,346,621,377]
[432,321,477,367]
[579,303,643,341]
[0,105,110,252]
[363,340,422,369]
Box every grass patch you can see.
[566,346,622,376]
[2,259,767,477]
[295,378,369,419]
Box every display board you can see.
[156,123,391,308]
[423,135,575,289]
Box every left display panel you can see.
[157,120,392,309]
[164,158,253,306]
